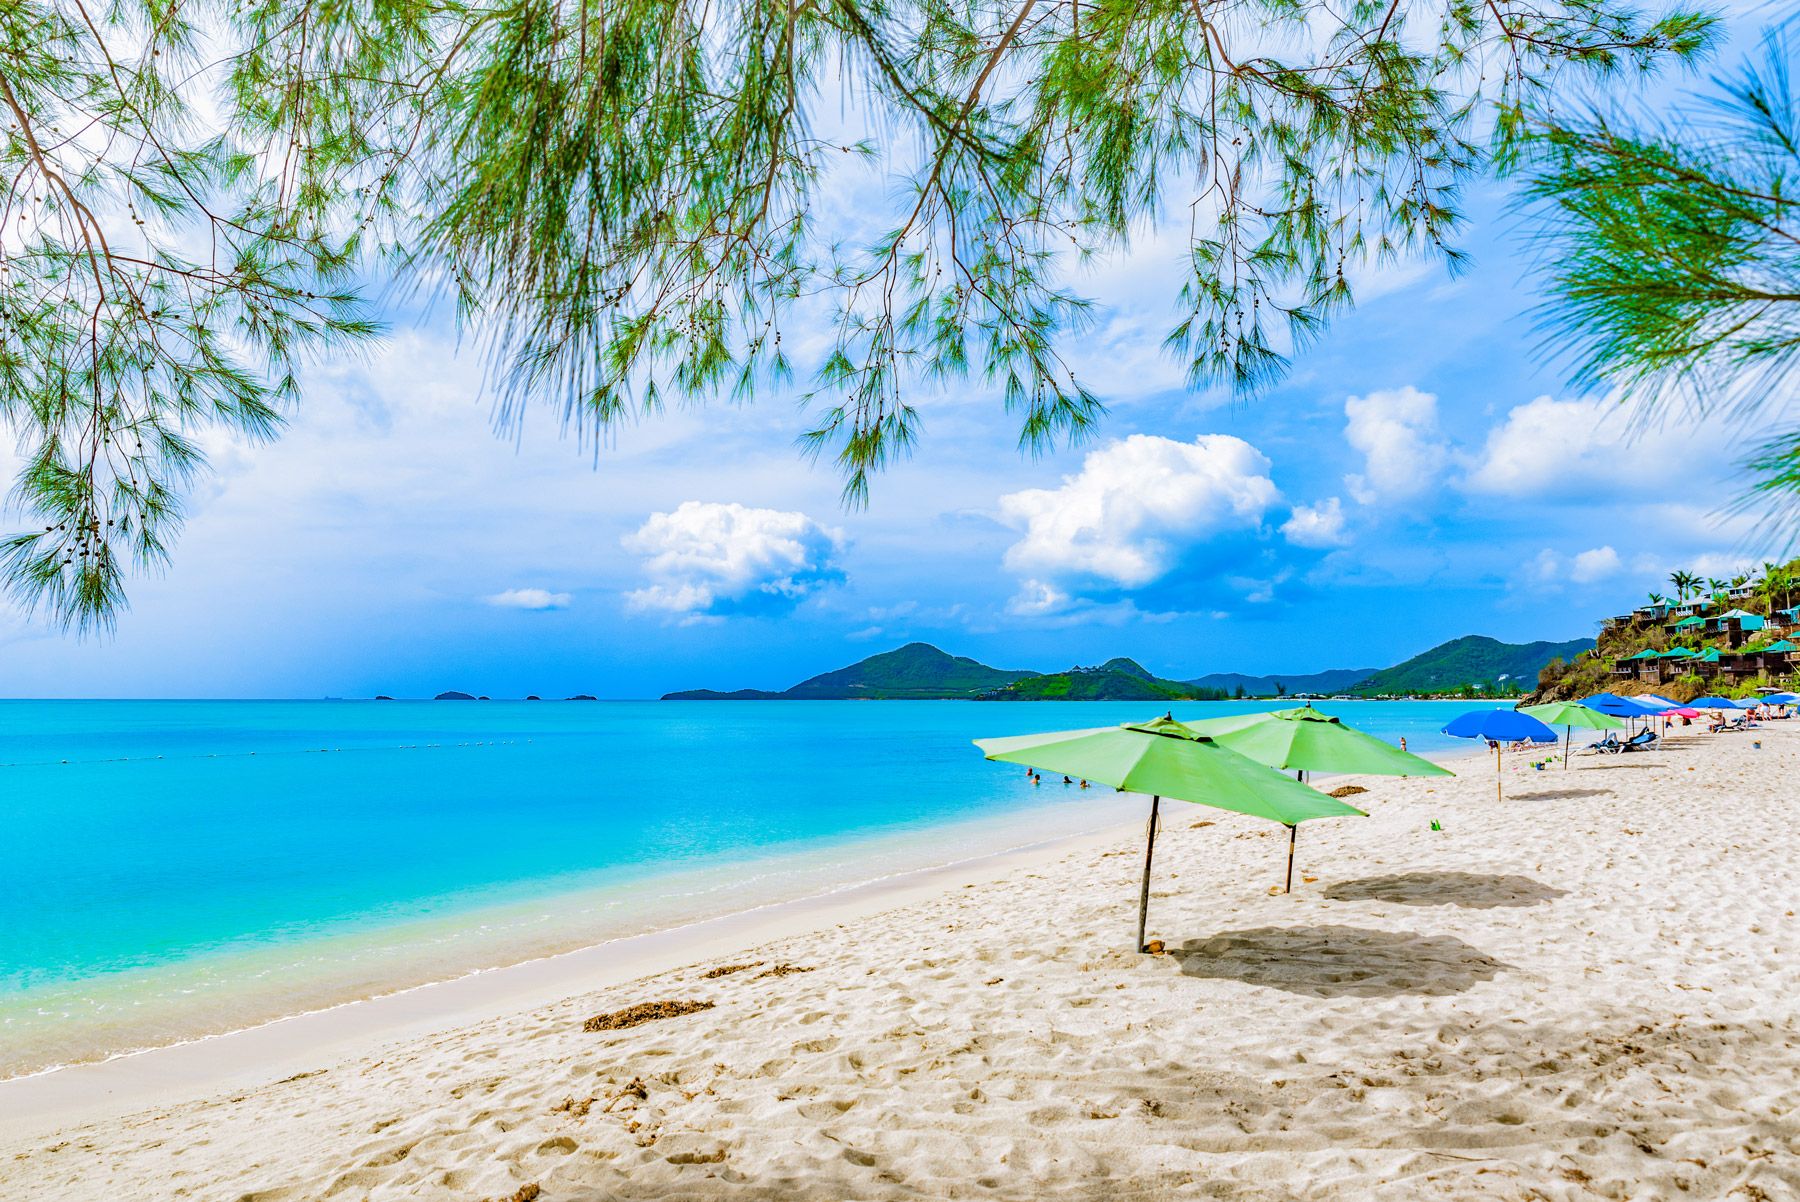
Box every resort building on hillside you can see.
[1612,636,1798,685]
[1735,639,1799,678]
[1607,600,1672,628]
[1605,568,1800,689]
[1664,607,1763,643]
[1707,608,1765,639]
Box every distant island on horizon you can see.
[660,636,1595,703]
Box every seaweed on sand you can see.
[582,999,715,1032]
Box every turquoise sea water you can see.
[0,699,1474,1075]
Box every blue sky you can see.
[0,9,1782,698]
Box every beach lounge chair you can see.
[1584,733,1624,755]
[1620,728,1658,752]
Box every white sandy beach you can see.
[4,726,1798,1200]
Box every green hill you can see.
[663,642,1037,700]
[977,658,1228,702]
[662,636,1595,703]
[1186,667,1379,697]
[1350,635,1595,697]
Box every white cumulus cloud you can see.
[1526,545,1623,589]
[484,587,573,610]
[1343,386,1449,505]
[623,501,845,620]
[1007,578,1074,617]
[1281,497,1350,548]
[1570,546,1623,583]
[998,434,1282,596]
[1461,395,1731,498]
[1687,551,1760,580]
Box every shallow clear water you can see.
[0,698,1475,1074]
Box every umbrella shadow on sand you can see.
[1503,787,1613,802]
[1322,871,1567,909]
[1172,925,1509,998]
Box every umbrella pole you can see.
[1563,725,1570,769]
[1495,744,1502,803]
[1284,824,1297,893]
[1136,795,1160,953]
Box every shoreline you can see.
[0,743,1483,1141]
[0,816,1142,1142]
[0,792,1138,1080]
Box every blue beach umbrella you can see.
[1442,708,1557,802]
[1580,693,1667,718]
[1763,691,1800,705]
[1690,695,1744,709]
[1581,692,1677,743]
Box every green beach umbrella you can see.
[1185,705,1454,782]
[974,715,1364,951]
[1519,701,1624,768]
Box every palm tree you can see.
[1670,570,1699,600]
[1763,566,1796,613]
